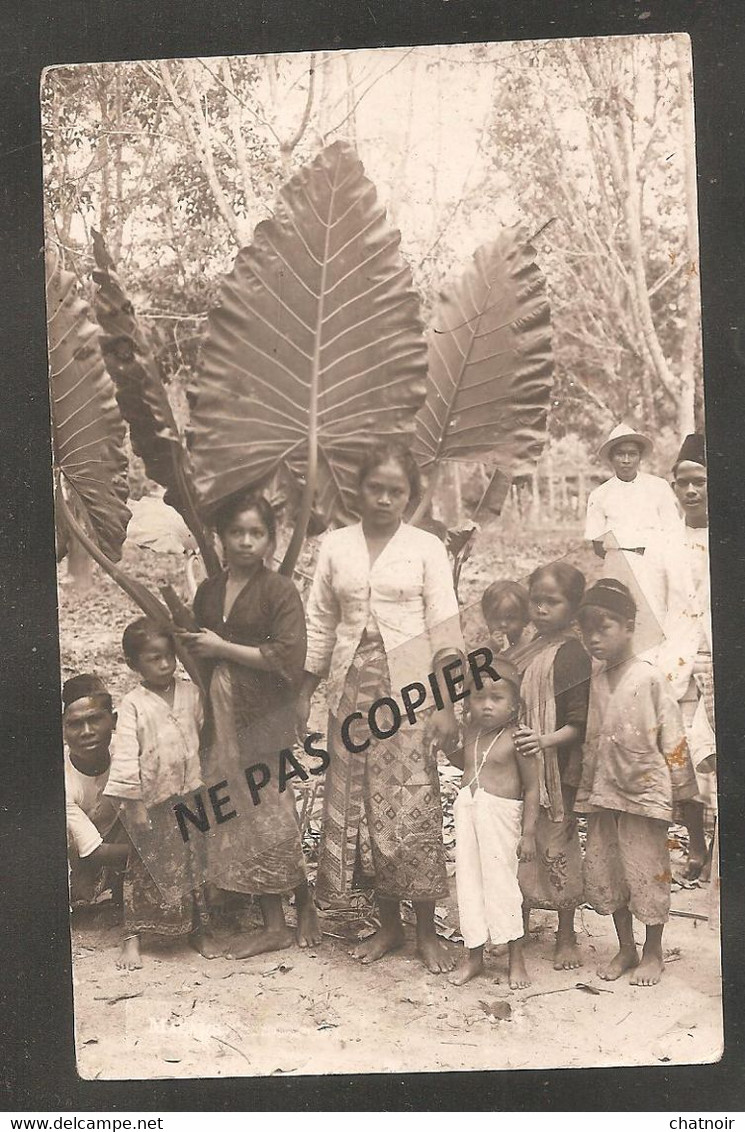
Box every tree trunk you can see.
[675,38,701,439]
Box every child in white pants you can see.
[447,654,539,988]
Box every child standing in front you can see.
[481,580,534,654]
[511,562,591,970]
[576,580,698,986]
[104,618,217,969]
[447,656,539,989]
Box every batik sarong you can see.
[206,663,306,895]
[316,635,448,903]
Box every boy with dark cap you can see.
[576,580,698,986]
[644,433,714,879]
[63,674,129,903]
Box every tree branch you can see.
[157,59,242,245]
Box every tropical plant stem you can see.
[55,474,206,694]
[410,464,440,527]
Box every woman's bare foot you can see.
[190,928,222,959]
[449,948,484,985]
[683,853,705,882]
[226,927,294,959]
[351,923,405,965]
[116,935,142,970]
[508,939,531,989]
[553,931,582,970]
[630,950,664,986]
[598,945,639,981]
[296,900,322,949]
[417,935,455,974]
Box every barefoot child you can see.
[447,657,539,989]
[104,619,217,969]
[481,580,534,654]
[576,580,698,986]
[510,562,591,970]
[185,492,320,958]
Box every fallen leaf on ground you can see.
[478,1000,512,1020]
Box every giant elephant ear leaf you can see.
[47,247,131,562]
[91,230,221,576]
[188,140,428,530]
[414,225,553,480]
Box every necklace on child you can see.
[474,726,506,779]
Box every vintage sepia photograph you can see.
[41,34,721,1080]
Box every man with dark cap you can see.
[644,434,714,879]
[63,674,129,903]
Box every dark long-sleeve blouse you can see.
[553,637,591,787]
[193,566,307,754]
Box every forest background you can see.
[43,34,703,523]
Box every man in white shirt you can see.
[584,423,681,587]
[644,434,714,879]
[63,674,129,903]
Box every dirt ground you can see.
[59,525,723,1080]
[71,866,721,1079]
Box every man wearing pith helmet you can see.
[584,422,681,584]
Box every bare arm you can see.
[179,630,272,670]
[517,751,540,861]
[514,722,581,758]
[86,841,129,866]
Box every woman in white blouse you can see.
[297,443,462,973]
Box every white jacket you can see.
[305,522,463,714]
[643,521,712,702]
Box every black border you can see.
[3,0,745,1111]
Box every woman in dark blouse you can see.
[183,493,320,958]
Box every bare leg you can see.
[226,894,293,959]
[351,897,405,964]
[681,800,707,880]
[116,934,143,970]
[415,900,455,973]
[598,906,639,980]
[522,905,531,939]
[508,936,531,989]
[449,945,485,985]
[553,908,582,969]
[294,881,322,948]
[190,891,222,959]
[630,923,664,986]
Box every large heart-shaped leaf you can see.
[47,247,131,562]
[414,226,553,475]
[188,140,428,526]
[91,231,221,576]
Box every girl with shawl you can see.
[183,493,320,958]
[507,561,591,970]
[296,442,463,974]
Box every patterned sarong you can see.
[123,807,199,938]
[316,635,448,903]
[206,663,306,895]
